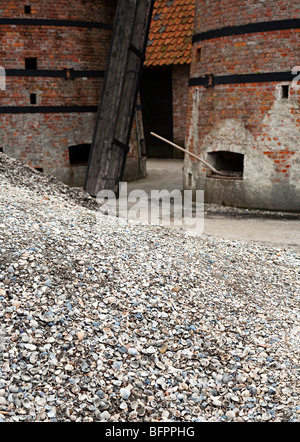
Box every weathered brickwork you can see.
[0,0,116,22]
[172,64,190,149]
[0,0,117,186]
[191,30,300,77]
[185,0,300,211]
[0,77,104,106]
[0,112,97,167]
[0,28,111,71]
[194,0,300,32]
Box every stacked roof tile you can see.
[144,0,195,66]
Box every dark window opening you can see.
[207,151,244,179]
[281,85,289,99]
[196,47,202,62]
[0,147,3,153]
[24,5,31,14]
[25,57,37,70]
[30,93,37,104]
[35,167,43,173]
[69,144,91,166]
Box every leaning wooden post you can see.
[85,0,154,197]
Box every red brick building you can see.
[185,0,300,211]
[0,0,117,186]
[1,0,299,211]
[142,0,195,158]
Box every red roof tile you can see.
[145,0,195,67]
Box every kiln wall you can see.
[0,0,117,186]
[185,0,300,211]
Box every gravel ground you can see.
[0,153,299,422]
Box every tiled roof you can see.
[144,0,195,67]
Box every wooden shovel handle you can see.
[150,132,225,176]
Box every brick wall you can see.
[191,30,300,78]
[0,112,97,168]
[172,64,190,149]
[185,0,300,211]
[0,77,104,107]
[1,29,111,71]
[0,0,116,21]
[0,0,117,186]
[194,0,300,31]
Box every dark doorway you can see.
[140,68,174,158]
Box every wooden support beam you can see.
[85,0,154,197]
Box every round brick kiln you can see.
[0,0,117,186]
[185,0,300,211]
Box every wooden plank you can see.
[85,0,154,196]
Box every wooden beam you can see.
[85,0,154,197]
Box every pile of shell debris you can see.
[0,153,299,422]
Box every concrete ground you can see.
[127,159,300,253]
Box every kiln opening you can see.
[68,144,91,166]
[207,151,244,179]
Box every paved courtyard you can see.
[127,159,300,253]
